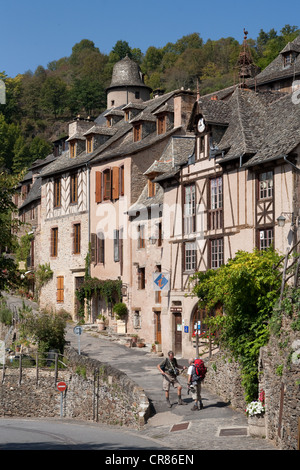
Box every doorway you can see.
[174,313,182,356]
[154,311,162,344]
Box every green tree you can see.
[0,171,22,293]
[40,76,67,118]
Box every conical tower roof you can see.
[106,55,152,91]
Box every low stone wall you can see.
[0,346,150,429]
[203,351,246,413]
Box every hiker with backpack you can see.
[187,357,207,411]
[157,350,187,408]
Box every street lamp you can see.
[277,212,298,228]
[277,215,286,228]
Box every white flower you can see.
[246,400,265,417]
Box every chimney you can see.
[174,90,195,129]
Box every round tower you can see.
[106,55,152,108]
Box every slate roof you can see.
[207,86,300,167]
[106,55,152,92]
[19,177,41,211]
[247,35,300,88]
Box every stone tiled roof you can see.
[19,177,41,211]
[106,55,152,92]
[211,86,300,167]
[247,35,300,87]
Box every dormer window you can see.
[86,136,93,154]
[125,110,130,122]
[70,141,76,158]
[106,117,112,128]
[283,52,296,67]
[133,124,141,142]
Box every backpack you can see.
[192,359,207,382]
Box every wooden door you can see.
[75,276,84,318]
[154,311,161,344]
[174,313,182,355]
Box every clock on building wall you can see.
[197,116,206,134]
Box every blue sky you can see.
[1,0,300,77]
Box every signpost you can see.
[57,381,67,418]
[73,325,83,355]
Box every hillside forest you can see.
[0,24,299,174]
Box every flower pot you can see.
[96,320,105,331]
[248,414,266,438]
[137,342,145,348]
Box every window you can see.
[70,142,76,158]
[211,238,223,269]
[259,229,273,251]
[73,224,81,254]
[57,276,64,303]
[184,184,196,234]
[184,242,197,271]
[209,176,223,229]
[54,178,61,208]
[157,115,166,135]
[97,232,105,264]
[259,171,273,199]
[86,136,93,153]
[51,228,58,257]
[119,165,124,196]
[133,124,141,142]
[138,267,145,289]
[157,222,162,247]
[138,225,145,249]
[114,229,120,262]
[125,111,130,122]
[103,169,111,200]
[70,173,78,204]
[135,91,140,99]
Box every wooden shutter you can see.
[95,171,102,203]
[112,167,119,200]
[90,233,97,263]
[57,276,64,303]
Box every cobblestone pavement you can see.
[65,323,278,451]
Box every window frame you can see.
[208,176,223,230]
[53,178,61,208]
[51,227,58,257]
[70,173,78,204]
[210,238,223,269]
[56,276,64,303]
[184,184,196,234]
[73,223,81,255]
[184,241,197,272]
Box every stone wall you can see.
[203,351,246,413]
[203,312,300,450]
[0,346,150,429]
[259,313,300,450]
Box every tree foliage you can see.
[192,248,283,402]
[0,25,298,173]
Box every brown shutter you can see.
[90,233,97,263]
[57,276,64,303]
[112,166,119,200]
[95,171,102,203]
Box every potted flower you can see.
[137,337,145,348]
[246,390,266,437]
[96,314,106,331]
